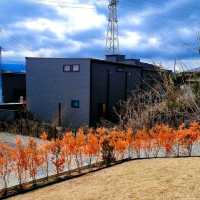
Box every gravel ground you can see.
[0,132,42,147]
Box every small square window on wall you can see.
[72,64,80,72]
[63,64,80,72]
[71,100,80,108]
[63,64,71,72]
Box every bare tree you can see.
[115,67,200,131]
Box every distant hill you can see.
[1,63,25,73]
[188,67,200,73]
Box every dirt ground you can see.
[9,157,200,200]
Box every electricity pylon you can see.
[106,0,119,54]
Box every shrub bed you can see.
[1,122,200,198]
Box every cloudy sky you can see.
[0,0,200,70]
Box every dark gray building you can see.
[0,71,26,121]
[2,72,26,103]
[26,55,163,128]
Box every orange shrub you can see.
[0,143,13,190]
[1,121,200,191]
[50,138,65,175]
[26,138,43,183]
[40,132,51,179]
[74,129,85,171]
[176,122,200,156]
[84,130,100,166]
[12,137,29,187]
[62,131,76,171]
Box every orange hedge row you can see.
[1,122,200,190]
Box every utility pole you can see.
[106,0,119,54]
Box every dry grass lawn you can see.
[9,157,200,200]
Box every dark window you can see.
[71,100,80,108]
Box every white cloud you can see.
[122,15,143,26]
[29,0,107,39]
[2,0,105,60]
[177,26,200,42]
[120,31,142,49]
[178,27,193,37]
[36,0,107,8]
[15,18,67,39]
[142,57,200,71]
[123,0,190,27]
[2,38,86,61]
[119,31,161,51]
[15,11,106,40]
[86,0,106,8]
[143,0,189,17]
[57,7,106,34]
[0,28,13,41]
[178,58,200,71]
[90,38,105,47]
[1,0,199,69]
[148,37,160,48]
[1,0,106,61]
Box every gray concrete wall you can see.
[26,58,91,128]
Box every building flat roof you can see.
[26,57,167,72]
[91,58,167,72]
